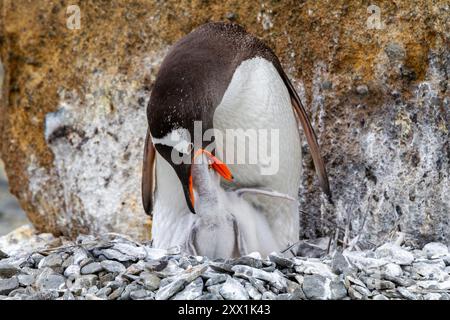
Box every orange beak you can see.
[188,148,233,207]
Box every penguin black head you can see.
[144,23,250,214]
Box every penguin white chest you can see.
[213,57,302,248]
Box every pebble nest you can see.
[1,234,450,300]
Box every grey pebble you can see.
[100,260,126,273]
[302,275,329,300]
[0,277,19,295]
[17,274,35,287]
[219,277,249,300]
[140,271,161,291]
[81,262,103,274]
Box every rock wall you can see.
[0,1,448,244]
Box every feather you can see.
[276,67,332,200]
[142,129,156,215]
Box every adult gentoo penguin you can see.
[142,22,331,258]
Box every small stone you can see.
[155,278,185,300]
[85,293,104,300]
[209,261,234,273]
[424,293,442,300]
[70,275,98,294]
[0,277,19,295]
[62,290,76,300]
[95,286,112,298]
[101,260,126,273]
[205,274,227,286]
[382,263,403,278]
[423,242,449,259]
[0,262,20,278]
[64,264,81,279]
[130,289,154,300]
[38,253,63,270]
[155,260,184,277]
[364,277,395,290]
[99,272,115,285]
[375,243,414,265]
[172,277,203,300]
[442,255,450,266]
[81,262,103,274]
[73,248,89,265]
[276,293,291,300]
[286,279,301,294]
[372,294,389,300]
[0,250,8,260]
[321,80,333,90]
[331,251,351,275]
[302,275,330,300]
[143,260,167,273]
[219,277,249,300]
[36,269,66,291]
[225,12,237,21]
[290,287,306,300]
[30,253,45,266]
[297,242,327,258]
[206,283,222,295]
[269,253,294,268]
[140,272,161,291]
[294,260,336,279]
[346,275,367,288]
[108,287,124,300]
[384,42,406,61]
[380,273,415,287]
[37,290,60,300]
[17,274,35,287]
[155,264,207,300]
[87,286,99,295]
[233,265,287,290]
[195,293,223,300]
[261,291,277,300]
[348,286,363,300]
[144,247,167,260]
[249,277,267,294]
[356,84,369,95]
[230,256,263,269]
[352,285,371,297]
[111,242,147,260]
[126,261,146,275]
[412,260,447,281]
[62,256,74,269]
[397,287,418,300]
[119,283,142,300]
[330,281,347,300]
[245,283,262,300]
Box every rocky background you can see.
[0,160,28,235]
[0,1,448,246]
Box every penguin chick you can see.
[187,153,279,258]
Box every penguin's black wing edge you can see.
[142,129,156,216]
[277,67,332,201]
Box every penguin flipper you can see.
[276,67,332,200]
[142,129,157,215]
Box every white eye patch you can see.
[152,128,193,154]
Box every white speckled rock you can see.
[423,243,449,259]
[375,243,414,265]
[219,277,249,300]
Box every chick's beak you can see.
[187,149,233,212]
